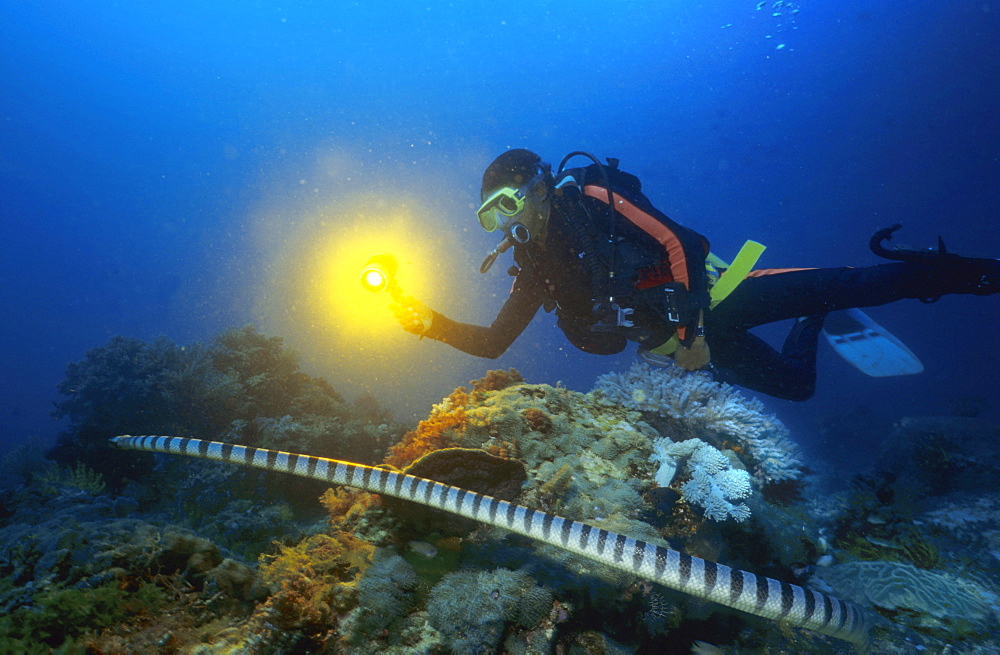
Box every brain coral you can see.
[815,561,995,638]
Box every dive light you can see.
[360,253,399,295]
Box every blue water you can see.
[2,1,998,468]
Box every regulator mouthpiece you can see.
[480,237,513,274]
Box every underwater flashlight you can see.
[360,253,398,294]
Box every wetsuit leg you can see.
[713,261,997,330]
[705,258,997,399]
[710,315,826,401]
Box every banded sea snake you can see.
[112,435,869,648]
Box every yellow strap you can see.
[646,240,766,357]
[709,240,765,308]
[648,335,680,356]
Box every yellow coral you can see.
[384,387,470,469]
[384,370,527,469]
[257,531,375,635]
[319,487,380,530]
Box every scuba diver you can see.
[390,149,999,401]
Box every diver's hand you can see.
[674,337,711,371]
[390,295,434,336]
[674,311,710,371]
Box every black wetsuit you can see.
[705,262,991,400]
[425,170,998,401]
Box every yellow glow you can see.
[278,208,437,341]
[252,185,495,420]
[245,146,504,421]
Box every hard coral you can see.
[35,461,106,497]
[816,561,993,639]
[384,387,470,469]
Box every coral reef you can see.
[49,326,404,488]
[2,325,420,652]
[0,578,168,650]
[15,327,1000,653]
[35,460,106,497]
[924,493,1000,566]
[820,413,1000,650]
[254,531,374,638]
[383,368,525,469]
[0,498,257,653]
[459,381,655,526]
[875,416,1000,496]
[386,447,527,537]
[383,386,470,469]
[350,550,419,639]
[594,362,804,484]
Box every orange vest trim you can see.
[746,267,816,277]
[582,184,692,289]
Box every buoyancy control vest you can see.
[547,160,712,347]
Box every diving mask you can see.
[476,166,548,242]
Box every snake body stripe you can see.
[111,435,869,647]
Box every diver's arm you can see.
[422,282,544,359]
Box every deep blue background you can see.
[2,1,997,470]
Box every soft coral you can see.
[383,386,470,469]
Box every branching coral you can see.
[35,461,106,497]
[594,362,803,484]
[649,437,753,522]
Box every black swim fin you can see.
[870,224,999,296]
[869,223,957,264]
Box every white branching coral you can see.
[593,362,803,484]
[649,437,752,522]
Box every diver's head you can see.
[477,149,552,245]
